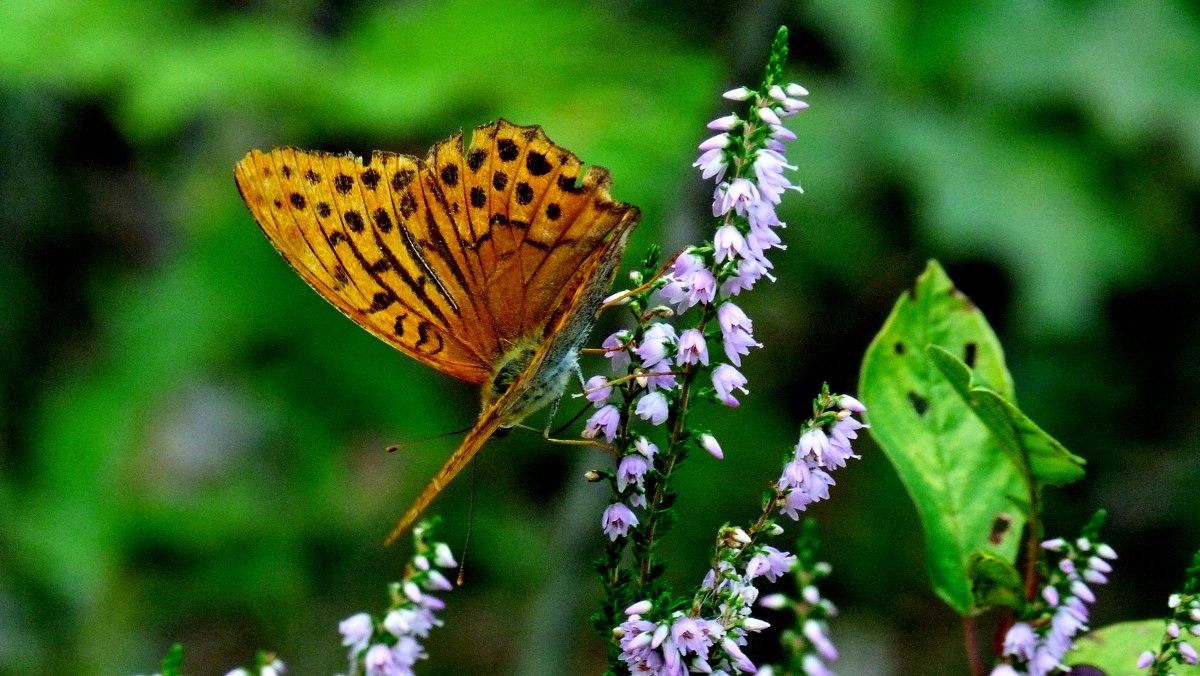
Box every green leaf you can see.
[968,550,1024,612]
[859,260,1025,614]
[927,345,1086,486]
[160,643,183,676]
[1067,620,1199,675]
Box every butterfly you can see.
[233,119,640,545]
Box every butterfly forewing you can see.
[235,148,493,384]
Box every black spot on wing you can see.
[470,187,486,208]
[289,193,306,209]
[557,174,584,194]
[526,151,552,176]
[492,171,508,191]
[545,203,560,220]
[361,168,381,189]
[372,208,393,232]
[334,174,354,194]
[440,164,459,187]
[466,148,486,171]
[497,139,518,161]
[515,182,534,205]
[392,168,415,191]
[399,193,416,219]
[344,210,365,233]
[369,291,396,313]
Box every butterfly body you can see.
[234,120,639,543]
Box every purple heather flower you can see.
[617,454,650,493]
[672,617,711,657]
[391,636,424,670]
[757,105,782,126]
[1181,641,1199,665]
[700,433,723,459]
[626,600,654,616]
[601,503,638,540]
[714,178,760,217]
[717,302,760,366]
[1043,585,1060,607]
[636,391,670,425]
[583,404,620,442]
[339,612,373,655]
[803,654,835,676]
[364,643,401,676]
[1137,649,1155,668]
[643,359,678,392]
[584,375,612,406]
[707,114,741,131]
[694,147,729,182]
[385,607,434,639]
[603,330,632,373]
[723,86,753,101]
[803,619,838,661]
[698,132,731,150]
[1042,537,1067,551]
[634,436,659,458]
[714,223,746,263]
[1003,622,1037,661]
[712,364,749,407]
[635,323,678,368]
[837,394,866,412]
[676,328,710,366]
[720,256,775,297]
[746,545,797,582]
[432,543,456,569]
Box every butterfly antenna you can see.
[550,401,594,437]
[457,459,478,586]
[386,424,475,453]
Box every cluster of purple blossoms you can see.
[992,537,1118,676]
[776,394,866,520]
[336,527,457,676]
[584,78,809,539]
[615,532,790,675]
[759,556,840,676]
[1136,590,1200,671]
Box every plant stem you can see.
[963,615,984,676]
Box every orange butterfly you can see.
[234,119,640,545]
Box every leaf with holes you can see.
[859,260,1025,615]
[928,345,1085,487]
[1068,620,1200,675]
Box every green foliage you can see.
[927,345,1086,487]
[967,550,1024,612]
[1068,621,1200,676]
[860,260,1026,614]
[160,643,183,676]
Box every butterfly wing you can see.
[235,120,639,544]
[383,121,640,544]
[234,147,498,384]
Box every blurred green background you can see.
[1,1,1198,674]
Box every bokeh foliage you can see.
[1,1,1197,674]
